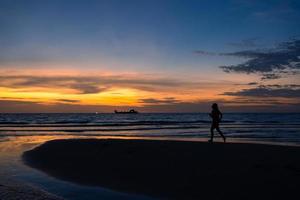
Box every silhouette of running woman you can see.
[209,103,226,143]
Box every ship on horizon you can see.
[114,109,139,114]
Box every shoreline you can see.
[0,177,63,200]
[23,138,300,200]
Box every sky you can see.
[0,0,300,112]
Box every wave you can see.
[0,120,300,127]
[1,125,299,133]
[1,124,299,131]
[0,126,202,132]
[0,132,298,141]
[0,120,210,127]
[0,122,29,124]
[53,120,92,124]
[2,121,299,128]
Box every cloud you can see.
[0,74,202,94]
[260,73,282,80]
[228,38,261,48]
[222,85,300,98]
[68,83,107,94]
[223,97,285,105]
[56,99,80,103]
[266,84,300,88]
[139,97,181,105]
[219,39,300,79]
[195,39,300,80]
[0,75,108,94]
[193,50,218,56]
[247,82,258,85]
[234,82,258,86]
[0,96,81,104]
[1,97,299,113]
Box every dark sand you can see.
[0,177,63,200]
[23,139,300,200]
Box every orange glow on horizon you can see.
[1,67,285,109]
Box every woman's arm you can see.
[219,112,223,121]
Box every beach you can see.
[1,113,299,199]
[0,177,63,200]
[23,138,300,200]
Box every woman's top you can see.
[210,109,222,123]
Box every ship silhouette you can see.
[114,109,139,114]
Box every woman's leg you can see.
[216,126,226,142]
[209,126,214,142]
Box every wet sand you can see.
[23,139,300,200]
[0,177,63,200]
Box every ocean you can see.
[1,113,300,145]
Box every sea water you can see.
[0,113,300,144]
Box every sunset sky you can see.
[0,0,299,112]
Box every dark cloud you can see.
[222,86,300,98]
[263,84,300,89]
[235,82,258,86]
[247,82,258,85]
[0,97,80,104]
[0,75,107,94]
[69,83,107,94]
[0,97,40,100]
[0,100,113,113]
[224,97,283,105]
[56,99,80,103]
[220,39,300,79]
[1,98,299,113]
[260,73,282,80]
[139,97,180,105]
[0,75,199,94]
[196,39,300,80]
